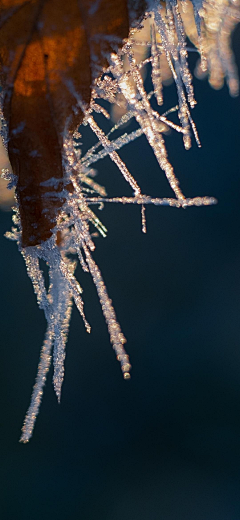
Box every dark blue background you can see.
[1,27,240,520]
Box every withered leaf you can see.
[0,0,145,247]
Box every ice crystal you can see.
[1,0,239,442]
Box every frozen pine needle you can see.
[0,0,238,442]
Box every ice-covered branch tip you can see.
[2,0,238,441]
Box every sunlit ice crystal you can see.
[1,0,238,442]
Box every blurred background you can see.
[1,24,240,520]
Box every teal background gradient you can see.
[0,26,240,520]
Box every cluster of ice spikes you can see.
[3,0,239,442]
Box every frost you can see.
[2,0,239,442]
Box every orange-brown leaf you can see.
[0,0,145,246]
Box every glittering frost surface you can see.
[1,0,239,442]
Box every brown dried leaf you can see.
[0,0,145,246]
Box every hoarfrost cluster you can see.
[1,0,239,442]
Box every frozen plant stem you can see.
[0,0,238,442]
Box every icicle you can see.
[49,259,75,402]
[21,251,49,316]
[82,243,131,379]
[152,5,192,148]
[79,173,107,197]
[20,323,54,443]
[86,207,108,238]
[82,128,143,168]
[85,195,217,207]
[110,51,186,201]
[59,257,91,334]
[86,115,142,196]
[167,0,196,108]
[152,109,186,134]
[141,204,147,233]
[150,23,163,105]
[187,110,201,147]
